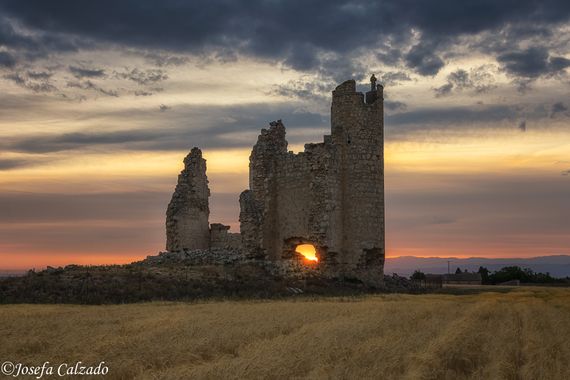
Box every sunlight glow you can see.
[295,244,318,262]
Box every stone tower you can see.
[166,147,210,251]
[239,77,385,284]
[330,78,385,282]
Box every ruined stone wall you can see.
[239,121,287,259]
[166,149,243,252]
[164,77,385,285]
[239,190,263,257]
[270,142,342,264]
[166,148,210,251]
[210,223,241,250]
[239,79,385,284]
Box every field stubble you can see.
[1,287,569,379]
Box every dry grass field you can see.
[1,287,569,379]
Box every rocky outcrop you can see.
[166,147,210,251]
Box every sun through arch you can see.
[295,244,318,262]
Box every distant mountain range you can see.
[385,255,570,278]
[0,269,27,278]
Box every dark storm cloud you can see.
[69,65,105,79]
[497,47,546,77]
[0,15,80,64]
[0,156,60,170]
[549,56,570,71]
[404,43,445,76]
[434,83,454,97]
[380,71,411,86]
[0,51,16,67]
[271,79,333,103]
[550,102,568,117]
[513,78,534,94]
[434,66,497,97]
[447,70,472,89]
[1,0,569,78]
[0,16,35,50]
[384,100,408,112]
[0,158,36,170]
[142,52,189,67]
[497,47,570,78]
[133,87,163,96]
[26,70,53,80]
[4,72,58,93]
[376,48,403,67]
[66,79,118,97]
[114,68,168,85]
[134,90,153,96]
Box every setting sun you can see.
[295,244,318,262]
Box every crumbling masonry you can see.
[166,77,385,284]
[166,148,210,251]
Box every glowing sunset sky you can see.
[1,1,569,269]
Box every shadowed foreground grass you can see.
[1,287,569,379]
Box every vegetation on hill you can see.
[478,266,570,285]
[0,261,419,304]
[410,270,426,280]
[410,266,570,286]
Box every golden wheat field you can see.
[1,287,569,380]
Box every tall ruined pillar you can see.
[331,77,385,282]
[239,120,287,259]
[166,147,210,251]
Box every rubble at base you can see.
[143,248,245,266]
[139,249,420,293]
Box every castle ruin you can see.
[166,77,385,284]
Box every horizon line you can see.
[2,253,570,272]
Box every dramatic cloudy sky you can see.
[1,0,569,269]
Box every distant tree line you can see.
[410,266,570,285]
[410,270,426,280]
[477,266,570,285]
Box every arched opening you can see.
[295,244,318,262]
